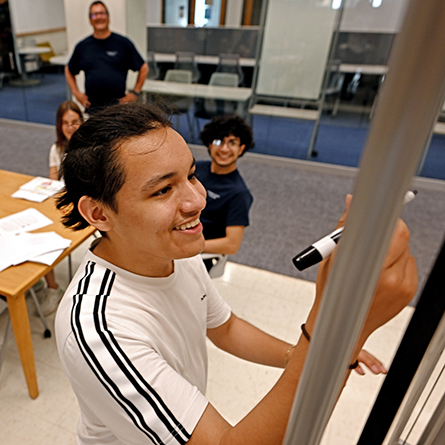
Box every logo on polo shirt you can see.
[106,51,118,57]
[207,190,220,200]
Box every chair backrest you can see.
[146,51,160,80]
[200,72,239,115]
[37,42,56,63]
[174,52,200,83]
[164,69,192,83]
[209,72,239,87]
[163,69,193,114]
[216,54,244,86]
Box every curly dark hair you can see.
[56,102,172,231]
[199,115,254,156]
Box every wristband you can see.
[300,324,359,370]
[301,323,311,342]
[131,90,140,97]
[349,360,359,370]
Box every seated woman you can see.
[38,100,84,316]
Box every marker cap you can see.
[292,246,323,271]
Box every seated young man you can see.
[197,115,253,271]
[55,103,417,445]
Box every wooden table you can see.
[0,170,96,398]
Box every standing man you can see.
[197,115,254,267]
[65,1,149,114]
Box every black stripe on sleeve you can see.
[70,262,191,444]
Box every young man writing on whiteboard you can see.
[55,102,417,445]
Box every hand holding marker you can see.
[292,190,417,271]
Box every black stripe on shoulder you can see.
[70,267,170,444]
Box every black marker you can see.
[292,190,417,271]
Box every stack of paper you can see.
[0,208,71,273]
[12,176,64,202]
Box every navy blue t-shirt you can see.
[196,160,253,240]
[68,33,144,110]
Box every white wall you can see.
[146,0,162,24]
[9,0,65,34]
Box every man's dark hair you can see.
[90,1,109,16]
[56,102,171,231]
[200,114,254,156]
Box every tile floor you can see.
[0,237,443,444]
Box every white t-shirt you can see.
[56,246,231,445]
[49,143,62,169]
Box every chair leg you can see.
[28,288,51,338]
[332,95,341,117]
[195,116,201,138]
[68,254,73,281]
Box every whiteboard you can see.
[256,0,337,100]
[9,0,65,34]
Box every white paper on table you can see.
[0,233,20,272]
[12,177,64,202]
[0,208,53,235]
[11,232,71,265]
[28,248,66,265]
[0,231,71,271]
[11,189,49,203]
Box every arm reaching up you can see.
[188,206,417,444]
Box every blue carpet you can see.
[1,72,444,181]
[0,72,67,124]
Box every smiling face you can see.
[208,134,246,174]
[61,110,82,141]
[90,127,207,277]
[89,3,110,36]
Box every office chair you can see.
[164,69,194,140]
[200,254,229,278]
[146,51,160,80]
[174,52,200,83]
[216,54,244,86]
[194,72,240,134]
[20,38,43,77]
[324,70,345,117]
[37,42,56,65]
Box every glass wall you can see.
[1,0,444,181]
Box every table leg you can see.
[7,292,39,399]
